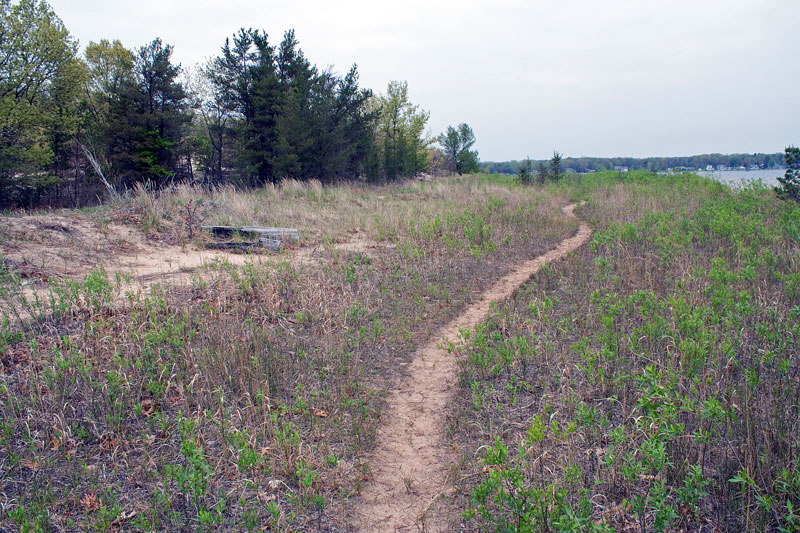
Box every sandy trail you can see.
[353,203,592,532]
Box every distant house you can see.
[613,165,629,173]
[706,165,714,171]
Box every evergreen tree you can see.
[132,38,190,185]
[85,38,189,188]
[275,29,317,180]
[517,157,532,185]
[210,28,281,186]
[332,64,377,180]
[208,28,376,185]
[83,38,135,182]
[550,150,563,181]
[776,146,800,203]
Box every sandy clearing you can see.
[0,213,397,312]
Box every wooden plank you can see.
[205,238,280,252]
[201,225,299,242]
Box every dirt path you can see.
[353,203,592,532]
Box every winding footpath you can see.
[353,203,592,532]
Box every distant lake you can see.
[698,169,784,187]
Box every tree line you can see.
[484,152,786,175]
[0,0,479,208]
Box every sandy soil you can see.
[0,214,395,310]
[0,214,270,304]
[352,203,592,532]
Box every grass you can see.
[450,171,800,531]
[5,171,797,531]
[0,175,573,531]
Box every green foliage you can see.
[162,415,222,527]
[776,146,800,203]
[372,80,431,181]
[0,5,384,206]
[439,123,480,175]
[206,28,377,186]
[0,0,78,206]
[550,150,563,181]
[517,158,533,185]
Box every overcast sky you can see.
[48,0,799,161]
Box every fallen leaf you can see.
[23,461,40,472]
[141,399,154,416]
[314,410,328,418]
[81,492,100,512]
[99,432,120,452]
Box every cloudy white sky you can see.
[49,0,799,161]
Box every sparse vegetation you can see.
[0,175,573,530]
[451,170,800,532]
[3,169,798,531]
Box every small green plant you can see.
[162,415,217,526]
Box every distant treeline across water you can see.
[482,152,785,175]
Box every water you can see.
[698,169,784,187]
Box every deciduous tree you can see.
[0,0,78,205]
[439,123,479,175]
[372,80,430,181]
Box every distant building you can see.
[613,165,629,173]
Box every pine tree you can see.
[132,38,190,185]
[550,150,563,181]
[210,28,282,186]
[517,158,533,185]
[776,146,800,203]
